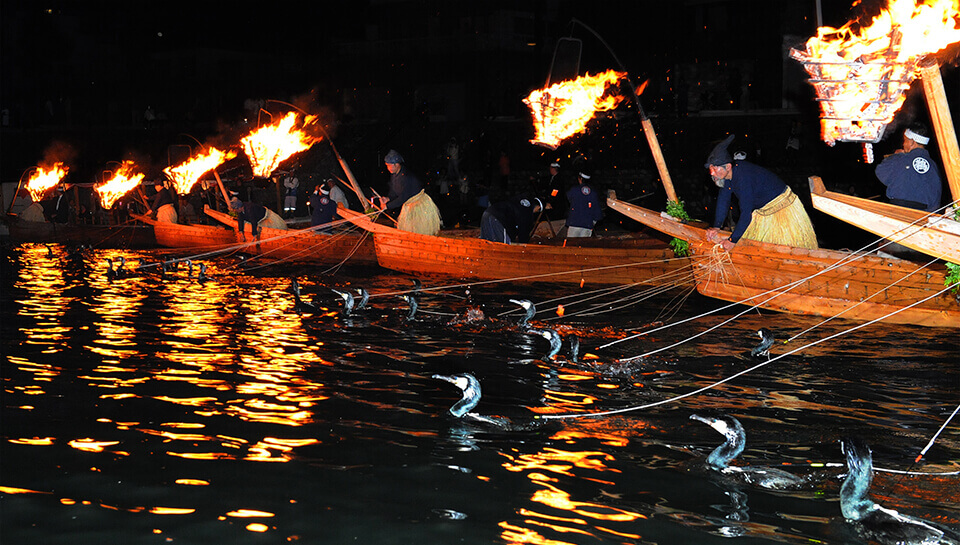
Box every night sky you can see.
[1,0,957,190]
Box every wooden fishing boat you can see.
[3,214,157,248]
[809,176,960,263]
[205,207,378,267]
[133,213,238,250]
[337,206,692,286]
[606,196,960,328]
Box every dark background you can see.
[1,0,957,222]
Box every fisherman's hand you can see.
[720,239,735,251]
[706,228,721,242]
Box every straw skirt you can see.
[397,190,441,236]
[741,186,818,249]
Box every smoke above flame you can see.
[240,112,321,178]
[95,161,145,209]
[25,163,69,202]
[163,147,237,195]
[523,70,626,149]
[791,0,960,144]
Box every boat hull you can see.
[205,208,378,266]
[4,215,156,248]
[607,197,960,328]
[339,207,691,286]
[809,176,960,263]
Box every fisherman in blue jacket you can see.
[875,123,942,213]
[309,182,338,232]
[565,171,603,238]
[377,149,422,212]
[705,134,818,250]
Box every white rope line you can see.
[785,255,942,343]
[539,281,959,420]
[368,255,698,300]
[599,229,947,351]
[915,403,960,463]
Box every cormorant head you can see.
[510,299,536,325]
[691,414,746,469]
[432,373,481,417]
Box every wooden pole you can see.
[920,62,960,203]
[211,170,232,207]
[640,118,678,203]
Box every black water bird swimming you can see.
[839,438,960,545]
[331,289,355,316]
[750,328,775,359]
[399,294,418,321]
[528,327,562,361]
[355,288,370,310]
[291,279,318,314]
[105,258,127,280]
[46,244,54,257]
[196,263,209,282]
[510,299,536,327]
[690,414,807,489]
[432,373,538,430]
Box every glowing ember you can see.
[25,163,68,202]
[163,147,237,195]
[523,70,626,149]
[240,112,320,178]
[95,161,145,209]
[556,305,565,317]
[790,0,960,144]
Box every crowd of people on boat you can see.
[11,121,946,255]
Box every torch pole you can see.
[920,62,960,203]
[212,170,232,207]
[570,18,678,204]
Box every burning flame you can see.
[95,161,145,209]
[240,112,320,178]
[523,70,626,149]
[791,0,960,144]
[25,163,68,202]
[163,147,237,195]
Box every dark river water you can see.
[2,243,958,545]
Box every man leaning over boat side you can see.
[229,193,286,241]
[874,123,942,213]
[704,134,818,251]
[376,149,422,214]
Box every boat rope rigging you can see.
[600,228,954,353]
[539,281,958,422]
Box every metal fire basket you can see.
[791,49,921,146]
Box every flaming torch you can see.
[95,161,144,209]
[163,147,237,195]
[240,112,321,178]
[523,70,626,149]
[790,0,960,154]
[25,163,68,202]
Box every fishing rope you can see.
[599,227,949,352]
[539,282,958,421]
[368,255,696,300]
[785,255,943,343]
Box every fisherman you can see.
[704,134,818,251]
[148,180,178,224]
[229,192,286,240]
[480,195,542,244]
[309,182,338,232]
[325,178,350,217]
[376,149,422,213]
[565,170,602,238]
[875,123,942,213]
[282,171,299,218]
